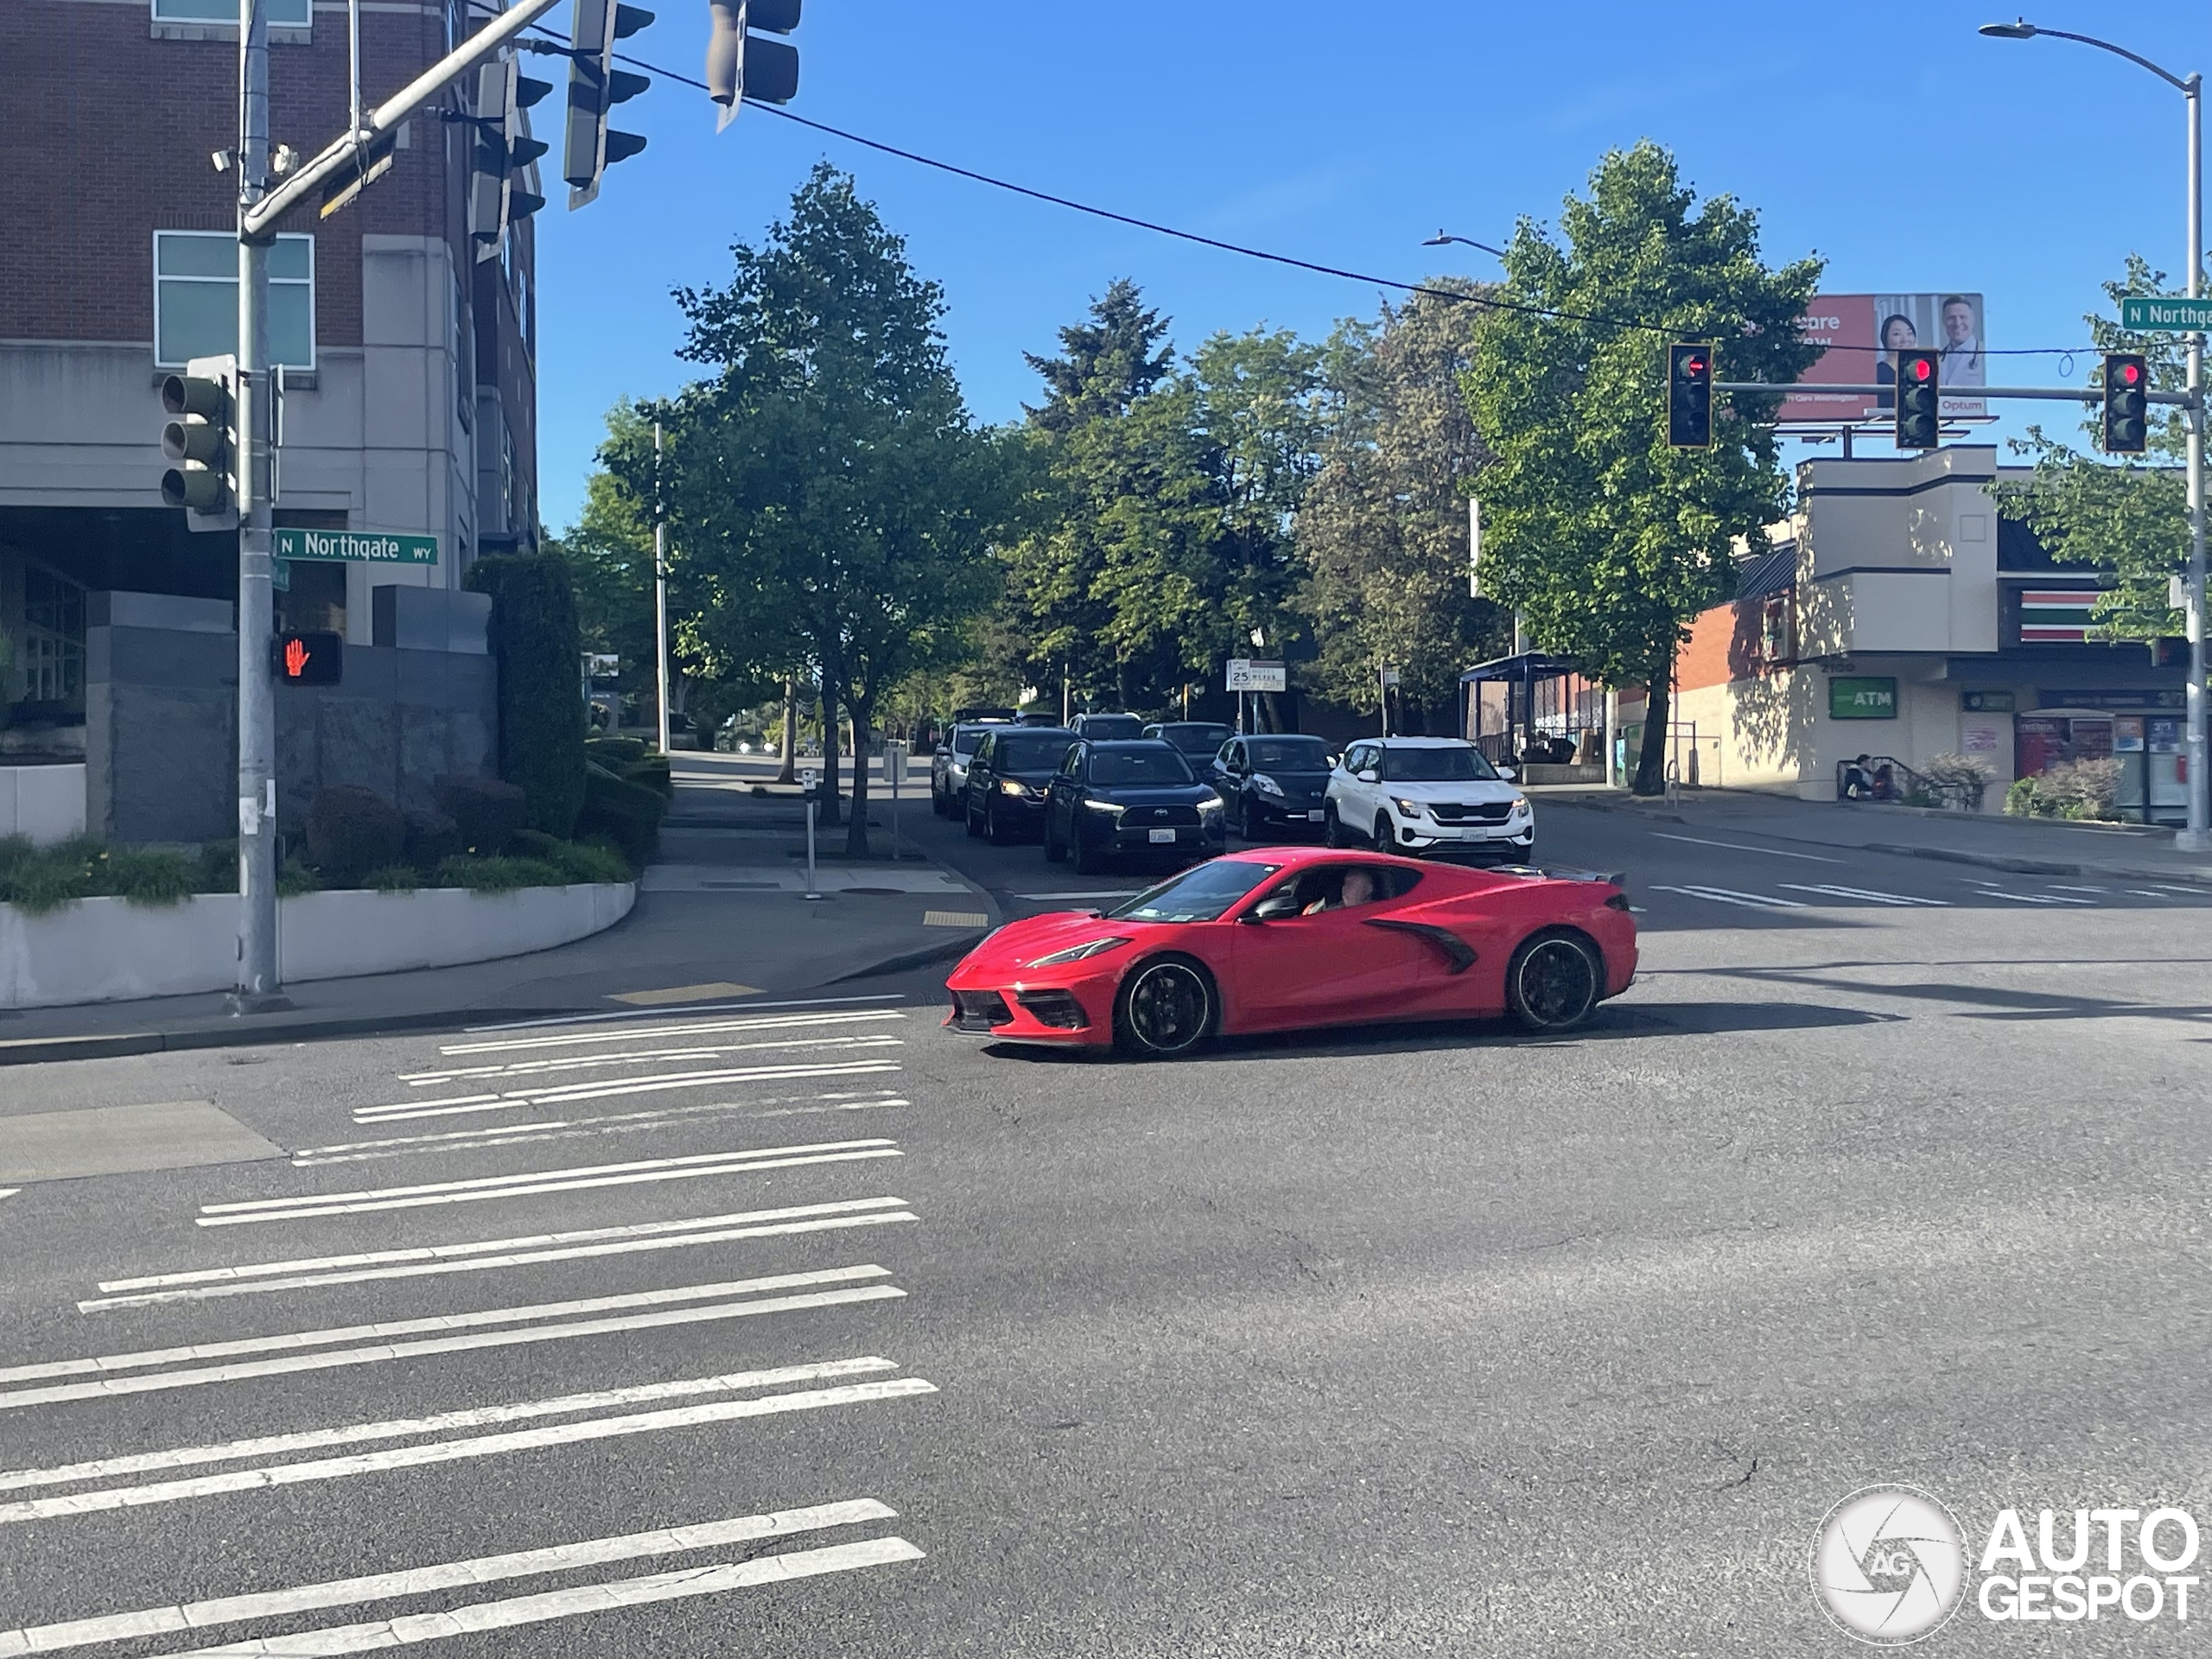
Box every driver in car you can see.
[1303,868,1376,915]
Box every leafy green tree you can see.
[655,164,1008,854]
[1469,141,1821,792]
[1295,281,1506,728]
[1993,255,2193,641]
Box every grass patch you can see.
[0,836,204,915]
[431,855,567,893]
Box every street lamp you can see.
[1423,231,1508,259]
[1981,19,2209,849]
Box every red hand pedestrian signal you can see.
[270,630,343,685]
[284,638,309,678]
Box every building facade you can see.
[0,0,538,840]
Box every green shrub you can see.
[577,760,666,866]
[306,786,406,887]
[514,830,633,884]
[278,857,322,898]
[621,753,673,798]
[467,553,586,837]
[435,775,527,855]
[433,855,565,893]
[2005,777,2041,817]
[403,809,464,869]
[195,839,238,894]
[586,735,650,766]
[0,836,202,913]
[363,864,423,892]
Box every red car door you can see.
[1226,892,1446,1032]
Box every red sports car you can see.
[944,848,1637,1057]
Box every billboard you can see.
[1779,293,1988,424]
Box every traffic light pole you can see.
[233,0,284,1012]
[2181,72,2206,852]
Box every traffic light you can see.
[469,56,553,261]
[563,0,653,209]
[271,630,344,686]
[1667,343,1713,448]
[705,0,801,131]
[1894,348,1941,449]
[159,354,240,531]
[2103,353,2149,454]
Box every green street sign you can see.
[272,527,439,564]
[2120,296,2212,333]
[1829,676,1897,720]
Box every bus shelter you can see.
[1459,652,1609,773]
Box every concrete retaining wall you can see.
[0,881,633,1009]
[0,764,86,845]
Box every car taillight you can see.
[1605,892,1632,912]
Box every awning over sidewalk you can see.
[1458,652,1606,766]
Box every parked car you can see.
[1142,721,1234,766]
[932,722,1002,817]
[963,727,1077,842]
[952,705,1019,725]
[1041,739,1228,874]
[1324,735,1534,861]
[1208,733,1338,842]
[944,848,1636,1056]
[1070,712,1146,741]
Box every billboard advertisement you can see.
[1779,293,1988,424]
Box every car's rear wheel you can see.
[1505,929,1602,1033]
[1113,954,1216,1058]
[1323,803,1346,849]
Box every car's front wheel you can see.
[1113,954,1217,1058]
[1373,811,1397,851]
[1071,819,1104,875]
[1043,810,1067,862]
[1240,797,1266,842]
[931,781,950,817]
[963,798,982,837]
[1504,929,1602,1033]
[1323,803,1347,849]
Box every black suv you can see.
[1043,739,1228,874]
[964,727,1077,843]
[1207,733,1338,841]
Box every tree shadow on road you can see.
[1703,965,2212,1027]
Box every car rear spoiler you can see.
[1497,864,1627,887]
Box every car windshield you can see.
[1382,746,1498,782]
[1090,747,1195,786]
[1155,724,1231,757]
[1077,715,1144,740]
[1108,860,1281,923]
[951,730,985,757]
[995,736,1073,772]
[1249,737,1332,770]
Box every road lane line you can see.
[306,1096,911,1161]
[1778,883,1952,907]
[404,1023,910,1084]
[167,1537,926,1655]
[460,993,907,1035]
[0,1500,899,1655]
[0,1379,938,1525]
[356,1058,903,1122]
[81,1211,918,1311]
[2048,884,2107,893]
[0,1283,906,1412]
[1649,833,1842,863]
[443,1007,910,1055]
[0,1191,16,1203]
[1651,885,1808,910]
[0,1359,901,1494]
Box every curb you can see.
[830,928,988,984]
[0,1006,575,1069]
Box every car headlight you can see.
[1082,798,1124,813]
[1510,796,1529,815]
[1198,797,1225,818]
[1000,779,1036,799]
[1027,936,1131,967]
[1252,772,1286,798]
[1393,798,1427,817]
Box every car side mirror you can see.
[1497,767,1517,781]
[1357,769,1379,785]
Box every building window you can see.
[20,567,86,709]
[151,0,310,25]
[154,232,315,369]
[515,266,531,357]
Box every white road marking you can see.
[1973,889,2093,906]
[400,1016,912,1084]
[296,1096,910,1165]
[0,1275,903,1412]
[460,994,907,1034]
[2147,884,2210,896]
[195,1139,902,1226]
[1779,883,1952,907]
[357,1058,903,1122]
[443,1008,910,1057]
[168,1536,925,1655]
[82,1205,918,1311]
[0,1499,899,1655]
[0,1378,938,1525]
[1649,833,1842,863]
[2047,884,2107,893]
[0,1191,16,1203]
[2126,888,2176,898]
[1650,885,1808,910]
[0,1358,901,1495]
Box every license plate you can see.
[1147,828,1177,844]
[1306,810,1326,822]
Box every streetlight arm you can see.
[1996,22,2193,92]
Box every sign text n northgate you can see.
[272,528,439,565]
[2120,295,2212,333]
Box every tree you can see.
[658,164,1009,855]
[1993,256,2193,641]
[1294,281,1506,728]
[1468,142,1821,793]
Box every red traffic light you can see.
[1910,358,1932,382]
[2120,360,2142,385]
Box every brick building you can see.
[0,0,539,841]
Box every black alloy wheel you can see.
[986,801,1014,845]
[1044,809,1067,862]
[1504,930,1601,1033]
[1113,955,1216,1058]
[1241,796,1265,842]
[964,796,983,837]
[1323,803,1346,849]
[1071,818,1103,876]
[1374,811,1395,851]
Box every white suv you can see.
[1325,736,1535,860]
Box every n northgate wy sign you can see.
[271,527,439,564]
[2120,296,2212,333]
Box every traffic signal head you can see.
[159,353,239,531]
[1894,348,1941,449]
[1667,343,1713,448]
[2103,353,2149,454]
[706,0,801,132]
[470,57,553,261]
[271,630,344,686]
[563,0,654,209]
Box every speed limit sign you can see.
[798,766,820,790]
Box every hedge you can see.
[579,761,667,867]
[466,552,586,838]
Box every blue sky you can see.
[531,0,2208,530]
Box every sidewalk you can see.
[0,752,996,1066]
[1535,783,2212,886]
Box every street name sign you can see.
[271,528,440,564]
[2120,296,2212,333]
[1226,658,1287,693]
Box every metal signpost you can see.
[885,744,906,859]
[798,766,823,899]
[1226,658,1287,735]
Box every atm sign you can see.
[1829,677,1897,719]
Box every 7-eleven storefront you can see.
[2010,590,2190,823]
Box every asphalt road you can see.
[1,794,2208,1655]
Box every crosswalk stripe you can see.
[0,1499,899,1655]
[301,1095,911,1164]
[82,1211,917,1310]
[1778,883,1951,907]
[0,1378,938,1525]
[359,1058,903,1122]
[0,1358,901,1496]
[169,1537,926,1656]
[2047,884,2107,894]
[402,1024,910,1085]
[0,1281,905,1413]
[1974,888,2092,905]
[1649,832,1842,863]
[440,1008,910,1058]
[1651,884,1807,910]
